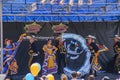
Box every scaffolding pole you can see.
[0,1,3,73]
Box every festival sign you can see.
[52,23,68,33]
[24,22,42,34]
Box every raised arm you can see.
[17,33,26,42]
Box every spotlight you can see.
[59,0,64,5]
[69,0,74,6]
[78,0,83,6]
[87,0,92,5]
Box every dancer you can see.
[3,33,26,80]
[28,37,40,67]
[113,35,120,54]
[3,39,16,74]
[57,37,66,74]
[86,35,99,64]
[86,35,108,74]
[113,35,120,73]
[42,39,58,75]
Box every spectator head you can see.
[5,78,10,80]
[77,71,81,78]
[88,75,95,80]
[116,78,120,80]
[40,75,47,80]
[102,76,110,80]
[71,71,77,79]
[61,74,68,80]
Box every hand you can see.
[6,55,10,57]
[18,33,26,42]
[37,52,40,54]
[103,45,109,51]
[105,47,109,51]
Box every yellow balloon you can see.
[30,63,41,77]
[47,74,54,80]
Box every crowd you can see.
[38,71,111,80]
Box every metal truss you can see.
[2,0,120,22]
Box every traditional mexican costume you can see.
[42,45,58,75]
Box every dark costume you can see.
[113,41,120,54]
[29,41,38,54]
[87,42,99,63]
[57,43,66,74]
[87,42,100,75]
[28,41,39,67]
[113,41,120,72]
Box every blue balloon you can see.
[25,73,34,80]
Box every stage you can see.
[2,22,120,80]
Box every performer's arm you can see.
[42,45,47,52]
[97,44,103,49]
[3,48,10,51]
[3,43,16,51]
[11,43,16,50]
[17,33,26,42]
[97,44,109,51]
[53,46,58,52]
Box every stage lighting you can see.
[50,0,55,4]
[87,0,92,5]
[78,0,83,6]
[59,0,64,5]
[69,0,74,6]
[41,0,47,4]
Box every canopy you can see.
[2,0,120,22]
